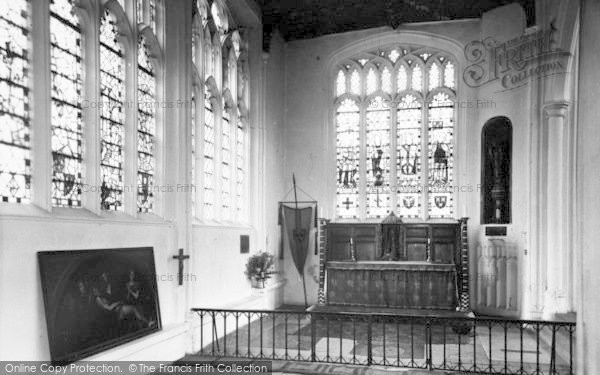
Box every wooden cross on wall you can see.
[173,248,190,286]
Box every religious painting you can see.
[38,247,161,364]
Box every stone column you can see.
[542,102,570,316]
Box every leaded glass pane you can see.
[336,70,345,97]
[50,0,82,207]
[221,106,231,219]
[0,0,30,203]
[236,110,244,214]
[366,68,377,95]
[397,95,422,218]
[350,69,360,95]
[381,67,391,94]
[428,92,454,218]
[203,86,215,218]
[397,65,407,92]
[444,61,455,89]
[100,10,125,211]
[389,49,400,63]
[137,36,156,213]
[428,63,440,91]
[365,96,390,219]
[411,65,422,91]
[336,99,360,219]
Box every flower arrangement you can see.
[244,251,275,288]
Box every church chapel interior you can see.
[1,0,600,373]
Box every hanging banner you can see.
[280,204,316,276]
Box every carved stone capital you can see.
[543,101,569,118]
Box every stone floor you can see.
[195,310,574,374]
[181,355,449,375]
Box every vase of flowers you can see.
[245,251,275,288]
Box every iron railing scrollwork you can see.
[190,308,575,375]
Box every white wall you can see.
[0,218,183,360]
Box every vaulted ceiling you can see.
[257,0,536,42]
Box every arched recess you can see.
[481,116,512,224]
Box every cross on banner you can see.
[172,248,190,286]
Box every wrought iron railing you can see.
[190,308,575,375]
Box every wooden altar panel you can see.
[404,225,429,261]
[326,262,457,309]
[430,224,459,264]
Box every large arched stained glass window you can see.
[137,36,156,213]
[99,10,125,211]
[0,0,31,203]
[50,0,82,207]
[334,46,456,220]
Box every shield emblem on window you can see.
[435,196,447,209]
[403,196,415,209]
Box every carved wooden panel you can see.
[327,223,379,261]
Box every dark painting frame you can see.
[38,247,162,364]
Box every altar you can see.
[318,217,470,311]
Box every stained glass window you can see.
[397,65,407,92]
[365,96,390,218]
[221,105,231,219]
[350,69,360,95]
[99,10,125,211]
[137,36,156,213]
[397,95,422,217]
[428,63,440,91]
[203,86,215,218]
[50,0,82,207]
[0,0,30,203]
[411,65,422,91]
[334,48,456,220]
[336,99,360,218]
[236,108,244,214]
[336,70,345,97]
[428,92,454,218]
[366,68,377,95]
[381,67,391,94]
[444,62,455,89]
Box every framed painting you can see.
[38,247,161,364]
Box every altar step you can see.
[308,304,473,319]
[179,355,445,375]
